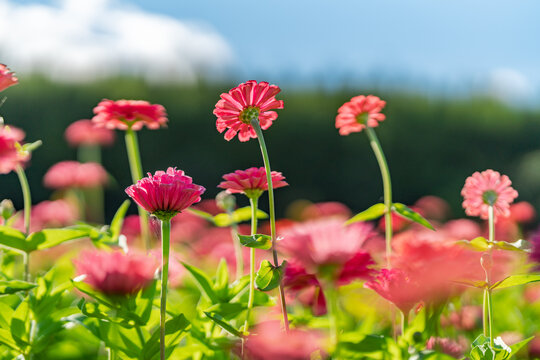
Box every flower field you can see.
[1,65,540,360]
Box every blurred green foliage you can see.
[1,76,539,222]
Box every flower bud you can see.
[480,253,493,272]
[216,191,236,212]
[0,199,14,221]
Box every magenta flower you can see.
[65,119,115,147]
[92,99,168,131]
[44,161,108,189]
[243,321,323,360]
[218,167,288,198]
[280,218,373,272]
[461,169,518,220]
[214,80,284,142]
[0,64,18,92]
[0,126,29,174]
[125,167,205,221]
[335,95,386,136]
[365,268,424,314]
[73,250,158,296]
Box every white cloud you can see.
[0,0,235,82]
[485,68,537,103]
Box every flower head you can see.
[214,80,284,142]
[243,321,323,360]
[461,169,518,220]
[218,167,288,198]
[125,167,205,221]
[44,161,108,189]
[92,99,168,131]
[73,250,158,296]
[336,95,386,135]
[426,337,466,358]
[0,64,18,92]
[280,218,374,282]
[65,119,115,147]
[364,268,423,314]
[0,126,29,174]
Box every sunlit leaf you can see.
[141,314,190,359]
[0,225,27,252]
[255,260,286,291]
[182,262,218,303]
[345,203,385,225]
[490,274,540,290]
[453,279,488,289]
[26,228,89,252]
[457,237,490,252]
[213,207,268,227]
[238,234,272,250]
[204,312,243,337]
[110,200,131,241]
[0,280,36,295]
[392,203,435,230]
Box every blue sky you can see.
[7,0,540,100]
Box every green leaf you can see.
[392,203,435,230]
[238,234,272,250]
[205,303,246,319]
[186,208,215,222]
[0,328,19,351]
[0,280,36,295]
[255,260,286,291]
[508,336,534,356]
[110,200,131,241]
[141,314,190,360]
[457,237,490,252]
[182,262,218,303]
[134,280,157,325]
[214,259,229,301]
[0,225,27,252]
[490,274,540,290]
[345,203,386,225]
[338,333,386,353]
[26,228,89,251]
[453,279,488,289]
[213,207,268,227]
[493,239,530,252]
[204,312,243,337]
[10,301,29,349]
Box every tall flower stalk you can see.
[461,169,518,347]
[15,165,31,281]
[92,99,168,250]
[335,95,393,267]
[218,166,289,334]
[214,80,290,330]
[126,168,205,360]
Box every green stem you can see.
[486,205,495,348]
[160,219,171,360]
[400,310,408,337]
[365,127,393,268]
[326,285,340,357]
[251,119,290,331]
[78,145,105,223]
[16,166,31,235]
[125,130,151,250]
[136,325,145,348]
[243,197,259,334]
[107,347,116,360]
[16,166,31,281]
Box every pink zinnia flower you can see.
[335,95,386,135]
[461,169,518,220]
[214,80,284,142]
[44,161,108,189]
[364,268,423,314]
[0,126,29,174]
[125,167,205,220]
[92,99,168,131]
[243,321,323,360]
[300,201,352,221]
[73,250,158,295]
[14,199,79,233]
[218,167,288,198]
[0,64,18,92]
[65,119,115,147]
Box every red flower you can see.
[92,99,168,131]
[461,169,518,221]
[0,126,29,174]
[243,321,323,360]
[0,64,18,92]
[44,161,108,189]
[335,95,386,135]
[125,167,205,220]
[218,167,288,198]
[65,119,115,147]
[364,268,423,314]
[214,80,284,142]
[73,250,158,295]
